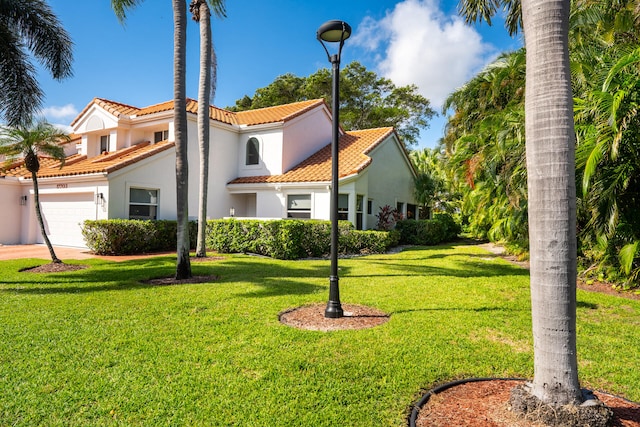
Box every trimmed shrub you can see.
[396,213,460,246]
[206,219,396,260]
[82,219,197,255]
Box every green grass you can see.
[0,244,638,426]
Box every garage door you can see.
[38,193,96,247]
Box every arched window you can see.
[246,137,260,165]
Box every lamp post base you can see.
[325,300,344,318]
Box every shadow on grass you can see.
[392,305,529,315]
[0,244,527,297]
[0,255,330,297]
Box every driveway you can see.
[0,244,173,262]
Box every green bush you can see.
[395,213,460,246]
[433,213,462,240]
[82,219,197,255]
[206,219,396,260]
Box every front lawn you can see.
[1,244,638,426]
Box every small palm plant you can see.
[0,121,70,263]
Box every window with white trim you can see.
[154,130,169,143]
[338,194,349,221]
[100,135,110,153]
[246,137,260,165]
[287,194,311,218]
[129,188,158,220]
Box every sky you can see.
[37,0,522,149]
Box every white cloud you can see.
[352,0,496,109]
[41,104,79,122]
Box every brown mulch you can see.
[141,275,219,286]
[279,303,390,331]
[414,379,640,427]
[21,263,88,273]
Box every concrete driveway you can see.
[0,244,173,262]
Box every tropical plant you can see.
[0,0,74,126]
[458,0,588,415]
[0,121,70,263]
[228,61,436,147]
[442,49,528,247]
[189,0,225,258]
[111,0,225,279]
[571,0,640,288]
[375,205,403,231]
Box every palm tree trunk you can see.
[522,0,582,406]
[31,172,61,263]
[195,0,212,257]
[173,0,192,279]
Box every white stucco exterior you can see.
[0,98,417,248]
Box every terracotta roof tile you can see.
[229,127,395,184]
[235,99,325,126]
[69,98,323,129]
[1,141,174,179]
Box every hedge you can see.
[206,219,399,260]
[82,219,197,255]
[81,214,458,258]
[395,213,461,246]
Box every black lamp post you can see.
[317,20,351,319]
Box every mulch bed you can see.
[279,303,390,331]
[413,379,640,427]
[21,263,88,273]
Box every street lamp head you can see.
[317,20,351,43]
[317,20,351,63]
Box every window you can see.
[129,188,158,220]
[154,130,169,143]
[367,199,373,215]
[246,137,260,165]
[356,195,364,230]
[100,135,110,153]
[287,194,311,218]
[407,203,418,219]
[338,194,349,221]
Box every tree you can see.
[458,0,603,418]
[0,121,69,263]
[229,62,435,147]
[0,0,73,126]
[189,0,225,258]
[111,0,224,279]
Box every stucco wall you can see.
[282,107,332,172]
[0,180,23,244]
[364,136,416,224]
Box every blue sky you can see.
[38,0,522,149]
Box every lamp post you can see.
[317,20,351,318]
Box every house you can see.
[0,98,418,248]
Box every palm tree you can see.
[0,0,73,126]
[0,121,70,263]
[190,0,225,258]
[111,0,224,278]
[459,0,584,410]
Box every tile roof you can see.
[235,99,326,126]
[228,127,396,184]
[70,97,325,127]
[1,141,174,179]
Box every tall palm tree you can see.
[0,0,73,126]
[459,0,584,409]
[111,0,224,278]
[190,0,225,258]
[0,121,70,263]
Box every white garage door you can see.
[39,193,96,247]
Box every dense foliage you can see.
[228,61,435,147]
[82,220,198,254]
[416,0,640,287]
[206,219,399,260]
